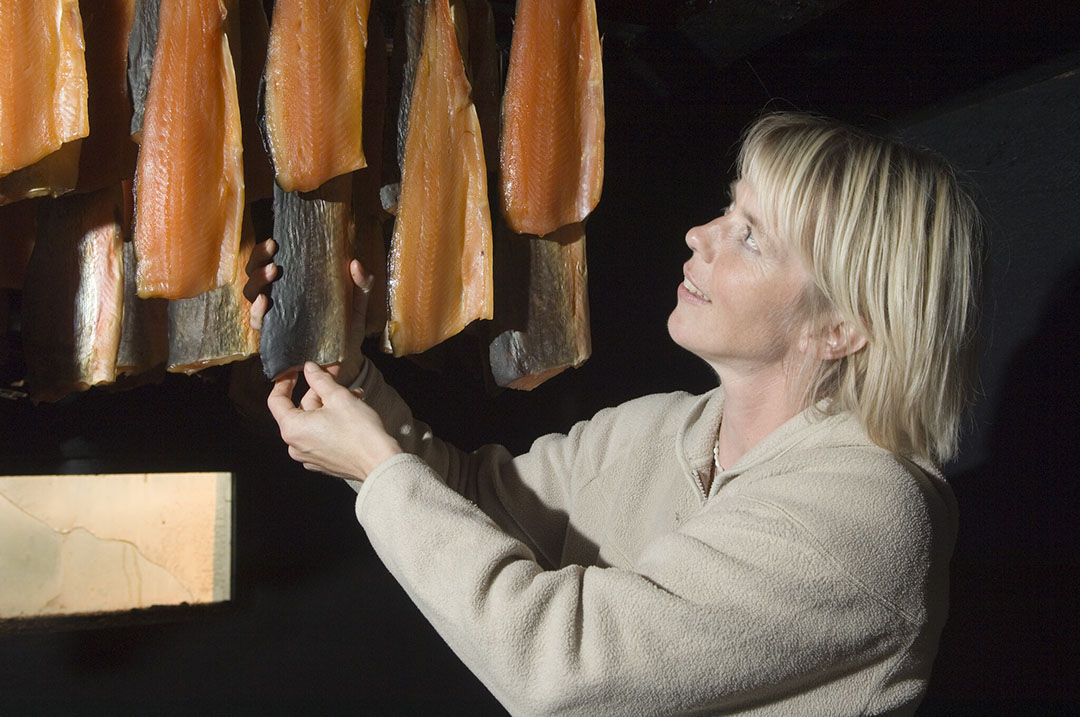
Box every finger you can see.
[246,238,277,275]
[350,259,374,292]
[303,361,342,394]
[299,384,323,411]
[266,373,299,422]
[250,293,268,331]
[243,260,278,303]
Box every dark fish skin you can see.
[394,0,427,175]
[127,0,160,141]
[488,222,591,390]
[259,175,354,380]
[166,212,258,374]
[116,239,168,376]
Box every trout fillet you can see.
[262,0,370,193]
[167,209,259,374]
[0,0,88,177]
[132,0,244,299]
[259,176,354,380]
[489,222,591,390]
[386,0,493,357]
[22,185,126,402]
[499,0,603,236]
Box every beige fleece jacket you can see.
[349,364,957,716]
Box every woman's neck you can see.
[713,368,805,471]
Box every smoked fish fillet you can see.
[77,0,138,193]
[22,185,125,402]
[116,238,168,377]
[132,0,244,299]
[386,0,493,357]
[0,0,88,178]
[167,209,259,374]
[262,0,370,193]
[489,222,591,389]
[499,0,603,236]
[260,175,354,380]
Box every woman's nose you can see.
[685,221,714,260]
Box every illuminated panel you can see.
[0,472,231,619]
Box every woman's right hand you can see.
[244,238,279,332]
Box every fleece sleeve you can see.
[354,454,918,716]
[351,362,598,569]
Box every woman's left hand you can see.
[267,361,402,481]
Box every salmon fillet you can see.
[0,0,88,177]
[132,0,244,299]
[499,0,603,236]
[22,185,126,402]
[386,0,493,357]
[167,208,259,374]
[262,0,370,193]
[489,222,591,389]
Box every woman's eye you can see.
[744,230,759,252]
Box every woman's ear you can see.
[800,317,867,360]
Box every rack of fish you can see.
[0,0,603,402]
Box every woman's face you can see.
[667,178,812,377]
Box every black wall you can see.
[2,2,1078,713]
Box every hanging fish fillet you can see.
[262,0,370,193]
[0,199,39,290]
[127,0,159,142]
[260,175,354,380]
[77,0,138,193]
[116,238,168,377]
[489,222,590,389]
[500,0,603,236]
[167,209,259,374]
[22,185,125,402]
[0,139,83,206]
[132,0,244,299]
[386,0,493,357]
[0,0,88,181]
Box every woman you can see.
[248,112,982,715]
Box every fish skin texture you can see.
[0,0,89,177]
[127,0,159,142]
[260,176,354,380]
[263,0,370,193]
[133,0,244,300]
[386,0,493,357]
[167,209,259,374]
[116,238,168,377]
[489,222,591,390]
[22,185,125,402]
[499,0,604,237]
[76,0,138,193]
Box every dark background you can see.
[2,0,1079,713]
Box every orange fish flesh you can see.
[499,0,603,237]
[0,0,88,178]
[262,0,370,193]
[132,0,244,299]
[386,0,493,357]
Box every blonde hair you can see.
[738,112,983,463]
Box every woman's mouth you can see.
[681,276,710,302]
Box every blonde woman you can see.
[248,112,982,715]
